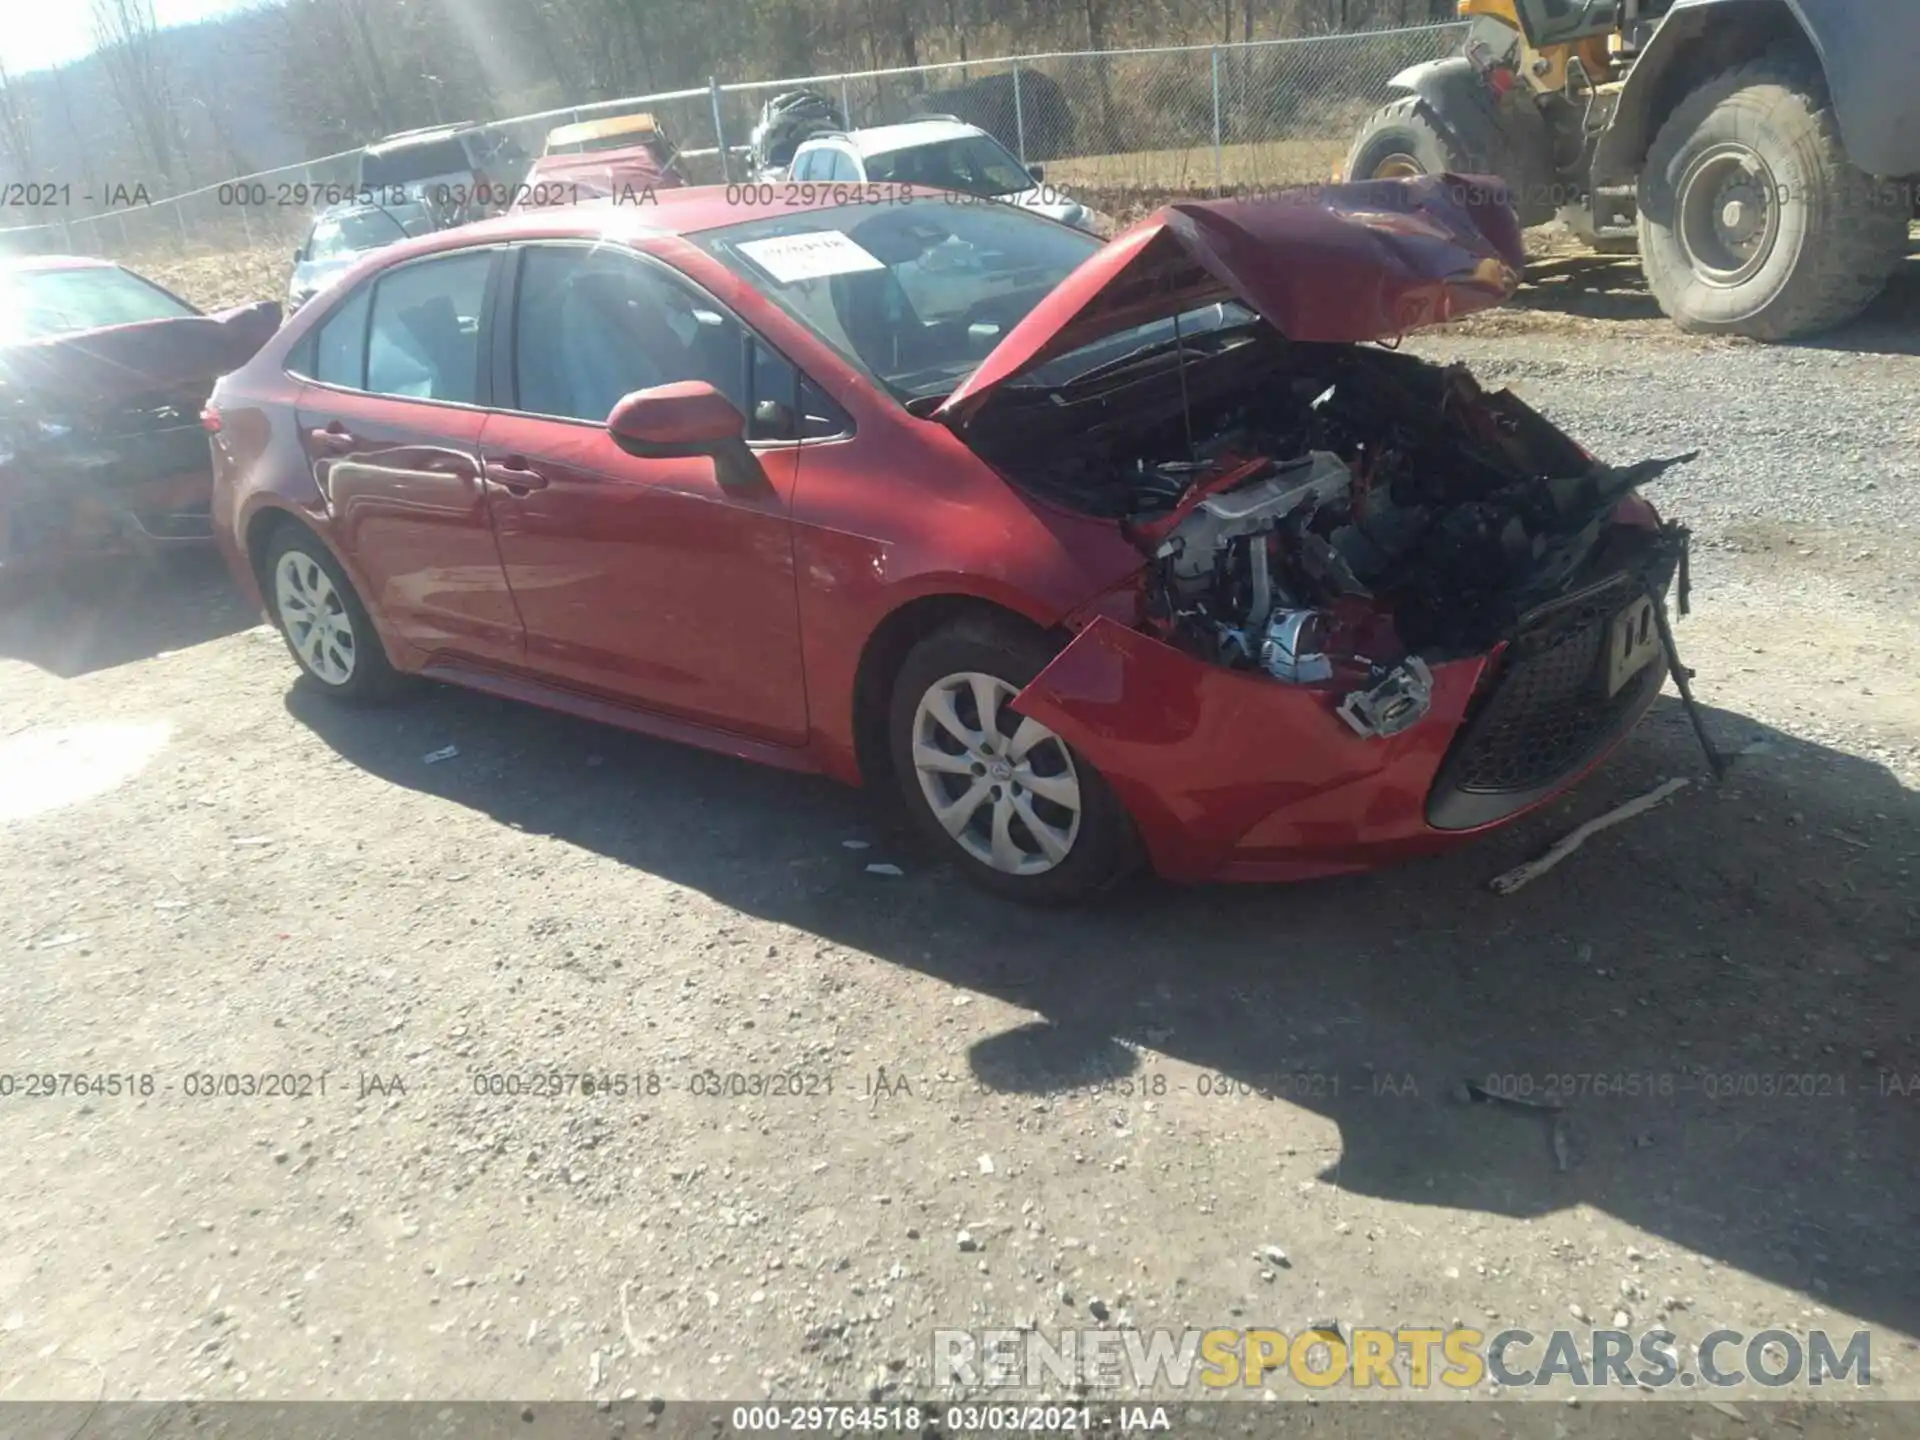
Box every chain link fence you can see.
[0,22,1463,264]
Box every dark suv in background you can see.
[354,124,532,225]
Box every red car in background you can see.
[207,178,1697,902]
[0,255,278,581]
[510,112,686,210]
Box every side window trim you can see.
[492,239,852,447]
[291,244,507,409]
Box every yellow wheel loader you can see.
[1345,1,1918,340]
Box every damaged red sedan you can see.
[1,255,279,580]
[209,179,1697,901]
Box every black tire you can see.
[886,615,1140,905]
[1637,48,1911,341]
[262,524,401,703]
[1345,95,1556,227]
[1346,97,1468,183]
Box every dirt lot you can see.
[2,244,1918,1427]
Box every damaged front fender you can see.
[1013,615,1489,883]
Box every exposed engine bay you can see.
[966,329,1695,735]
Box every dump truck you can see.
[1344,1,1919,340]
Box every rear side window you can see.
[313,285,373,388]
[363,251,492,403]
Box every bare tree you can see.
[0,61,36,179]
[91,0,192,185]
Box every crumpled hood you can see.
[0,300,282,408]
[937,173,1524,425]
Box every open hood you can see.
[935,173,1524,426]
[0,300,282,408]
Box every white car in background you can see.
[786,118,1107,234]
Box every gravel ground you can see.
[2,275,1917,1422]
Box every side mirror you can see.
[1027,163,1045,183]
[607,381,762,488]
[607,380,744,449]
[293,246,306,264]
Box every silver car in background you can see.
[287,199,436,313]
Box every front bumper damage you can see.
[1016,526,1687,884]
[0,413,216,577]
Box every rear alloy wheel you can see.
[1638,50,1911,340]
[265,526,400,702]
[887,618,1138,903]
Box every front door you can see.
[294,247,522,667]
[476,242,819,746]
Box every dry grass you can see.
[1050,136,1348,195]
[132,243,293,314]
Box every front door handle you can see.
[484,456,549,493]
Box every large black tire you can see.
[1637,49,1911,340]
[1346,97,1470,183]
[1345,94,1555,227]
[263,524,402,704]
[887,615,1139,905]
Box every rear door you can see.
[291,245,523,667]
[475,241,831,745]
[1510,0,1618,46]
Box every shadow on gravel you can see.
[1513,252,1920,357]
[1515,253,1665,325]
[0,549,255,678]
[288,681,1920,1342]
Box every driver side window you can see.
[509,244,844,441]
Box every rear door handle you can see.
[308,422,355,455]
[484,456,549,493]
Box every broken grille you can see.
[1427,571,1669,832]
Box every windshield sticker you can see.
[736,231,885,284]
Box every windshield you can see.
[864,135,1035,197]
[698,200,1099,401]
[306,207,420,261]
[0,264,197,344]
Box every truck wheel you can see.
[1638,49,1910,340]
[1346,98,1465,184]
[1346,95,1555,227]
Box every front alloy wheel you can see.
[911,670,1082,877]
[886,616,1139,903]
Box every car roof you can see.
[379,182,947,253]
[806,118,986,157]
[364,123,484,153]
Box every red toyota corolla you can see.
[208,178,1697,902]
